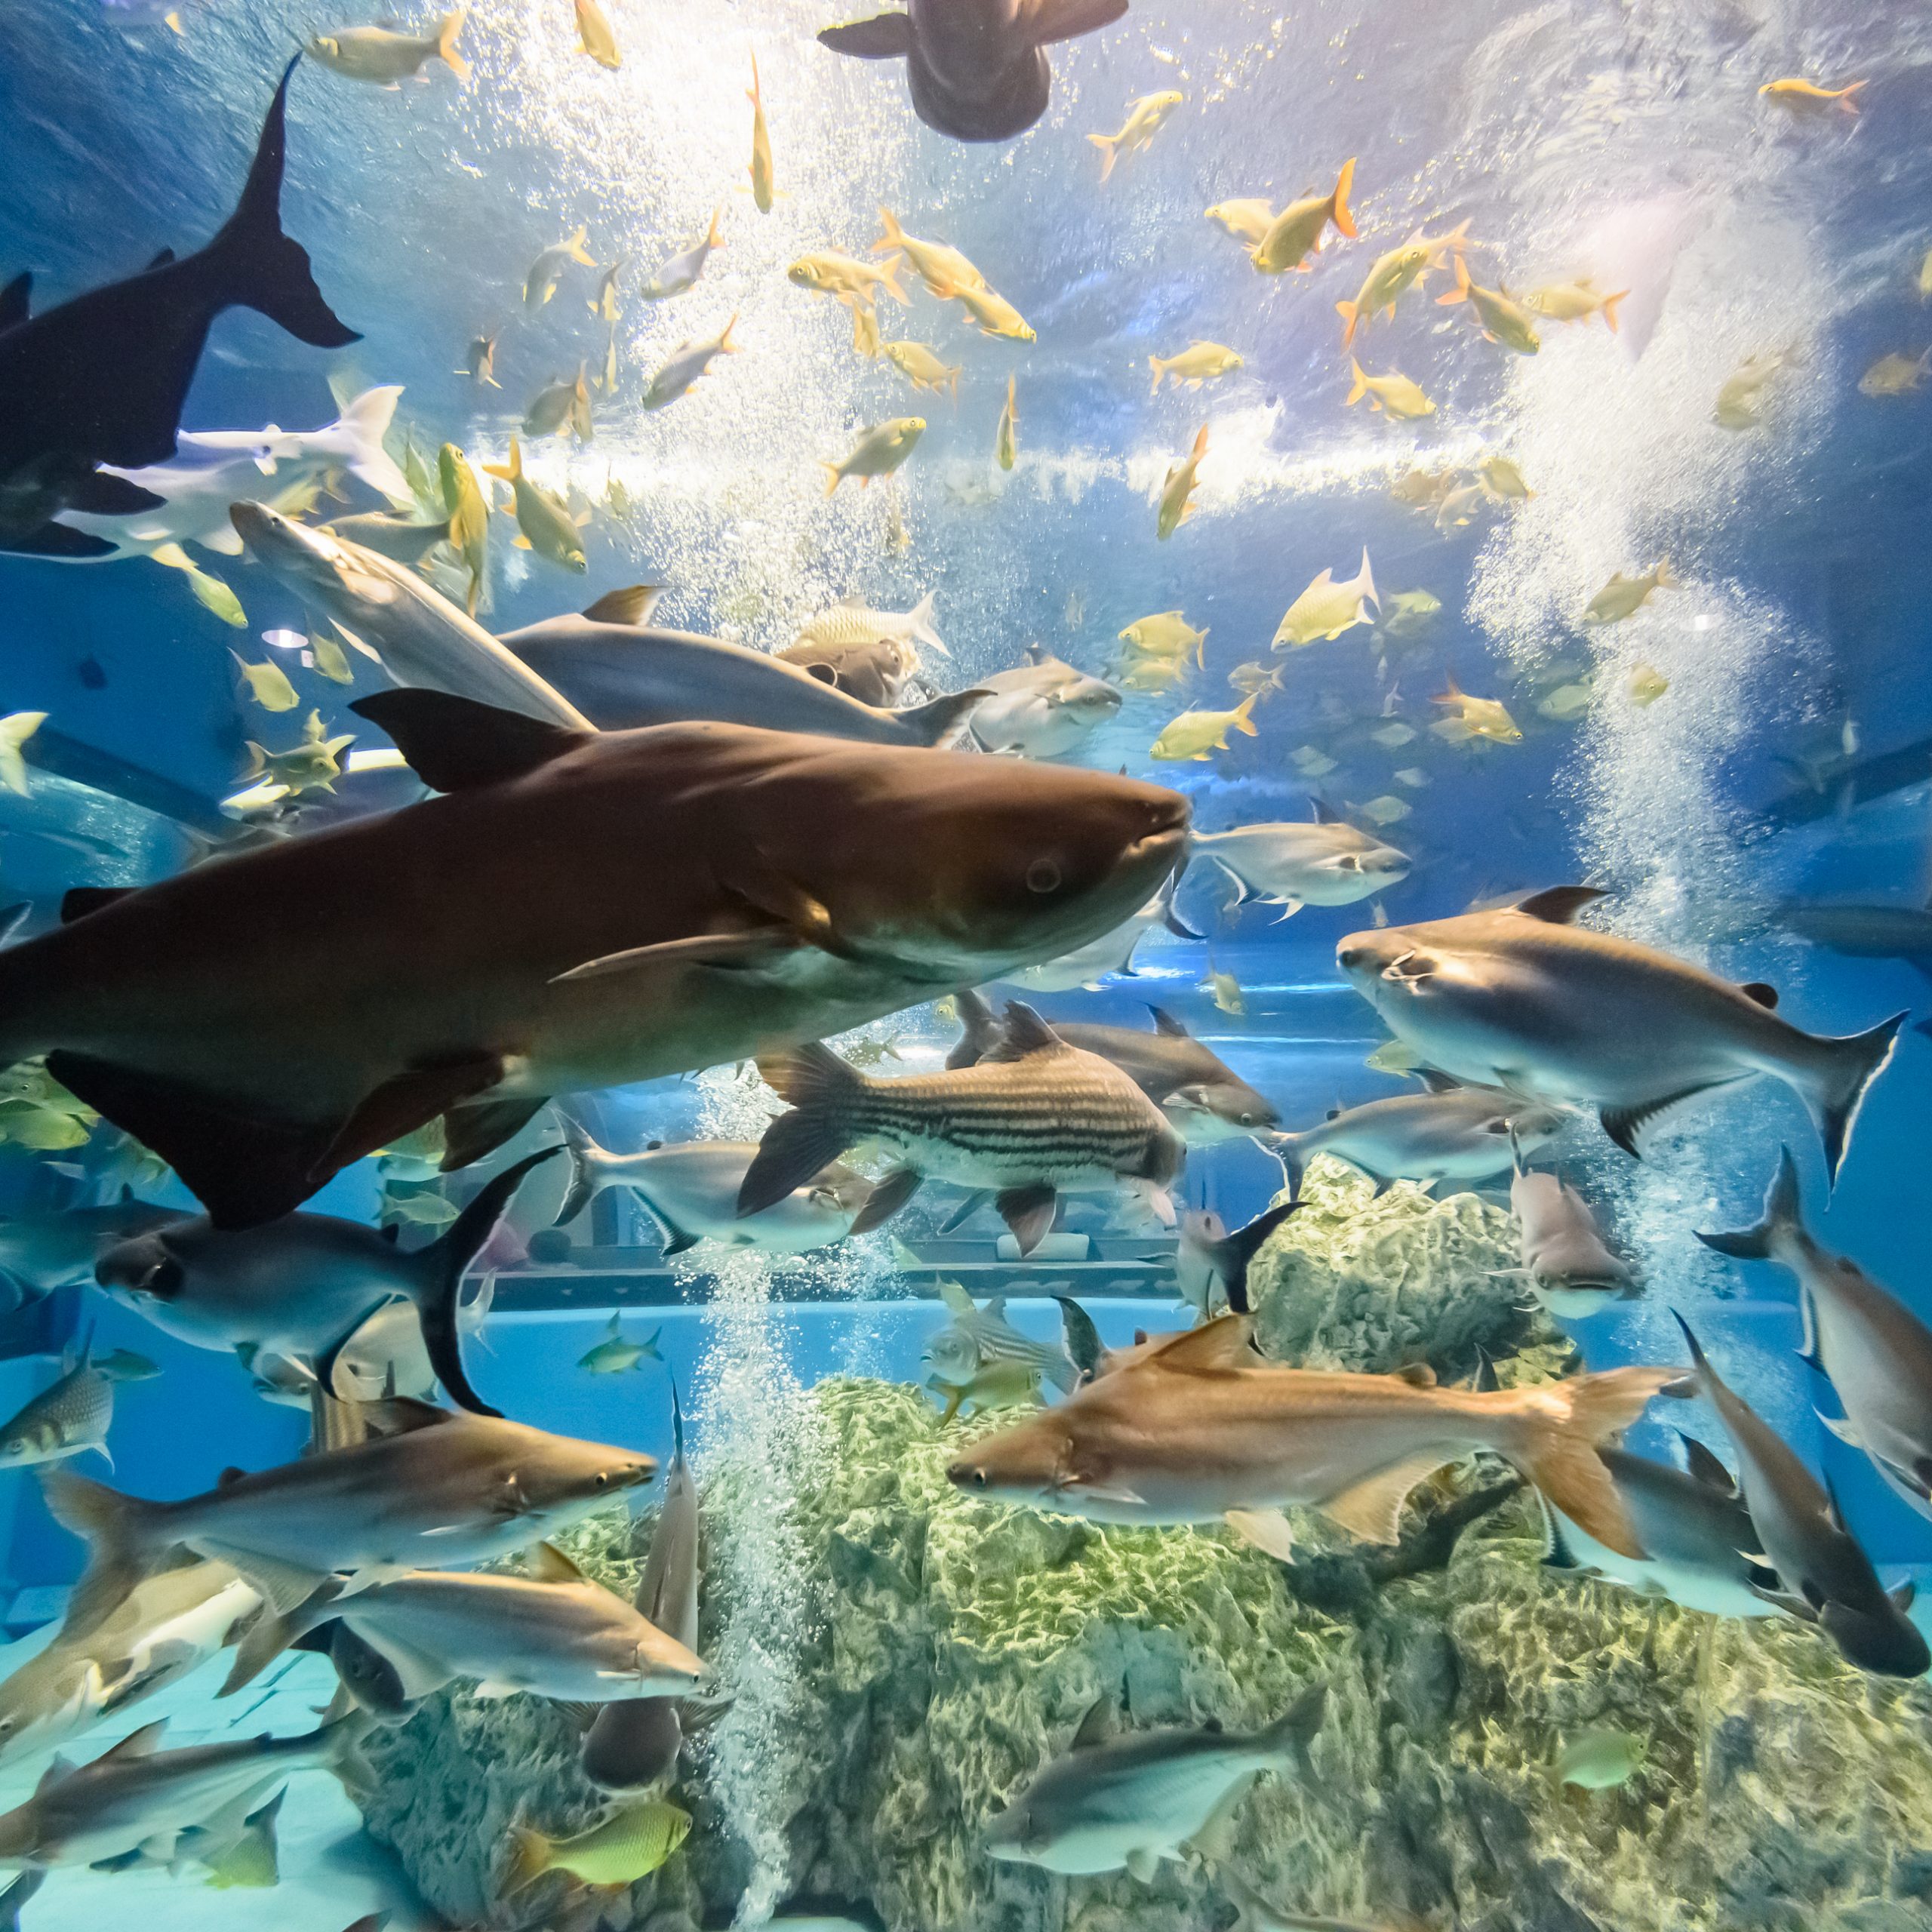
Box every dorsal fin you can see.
[1677,1432,1736,1494]
[1139,1315,1257,1373]
[362,1395,454,1435]
[980,1001,1064,1062]
[527,1542,588,1584]
[1415,1070,1462,1094]
[350,691,589,794]
[1739,981,1779,1010]
[1069,1696,1112,1750]
[96,1719,169,1764]
[146,248,177,270]
[1310,796,1340,824]
[1512,886,1607,924]
[580,584,660,626]
[0,272,30,332]
[216,1466,247,1487]
[60,887,135,924]
[1146,1005,1189,1038]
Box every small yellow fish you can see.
[308,627,355,685]
[441,443,491,617]
[1204,961,1245,1015]
[882,340,961,401]
[244,709,355,798]
[1149,342,1244,393]
[505,1800,691,1895]
[1290,744,1337,778]
[574,0,620,68]
[1435,254,1540,354]
[150,543,245,626]
[1119,657,1186,694]
[1358,794,1411,826]
[852,302,882,358]
[1476,454,1531,500]
[1204,198,1275,244]
[1759,77,1864,115]
[1583,561,1676,626]
[586,257,628,323]
[1227,662,1281,699]
[1537,681,1593,721]
[927,1358,1041,1422]
[874,208,985,298]
[789,251,905,309]
[823,417,925,494]
[577,1311,663,1374]
[1364,1037,1426,1076]
[1088,91,1183,183]
[1274,549,1377,648]
[1859,350,1930,397]
[1555,1727,1647,1791]
[1523,278,1626,331]
[1379,589,1441,639]
[1155,426,1208,540]
[1118,611,1208,665]
[524,226,596,309]
[954,283,1035,342]
[747,54,775,212]
[1627,663,1669,706]
[483,438,589,573]
[1714,351,1790,429]
[1434,482,1486,531]
[0,712,45,798]
[381,1187,460,1231]
[640,315,740,412]
[1434,674,1521,743]
[1336,220,1465,344]
[1150,693,1259,761]
[308,10,469,85]
[231,653,300,713]
[1251,159,1357,275]
[996,374,1018,471]
[1345,359,1434,420]
[457,334,500,387]
[1393,766,1429,789]
[1389,465,1459,509]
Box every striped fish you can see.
[740,1004,1185,1256]
[927,1280,1078,1394]
[0,1340,112,1469]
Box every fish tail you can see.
[875,205,905,254]
[1214,1200,1300,1315]
[1838,79,1865,113]
[38,1467,168,1638]
[320,1705,377,1801]
[1599,288,1629,333]
[1435,253,1472,306]
[1191,424,1210,458]
[1696,1143,1803,1262]
[1329,155,1357,237]
[1345,358,1368,405]
[554,1115,610,1225]
[1495,1367,1685,1559]
[946,989,1006,1069]
[1255,1681,1327,1771]
[1088,132,1118,181]
[210,57,359,350]
[436,8,470,80]
[481,436,524,483]
[502,1823,555,1896]
[706,204,725,249]
[218,1578,344,1698]
[906,588,947,655]
[1791,1009,1906,1189]
[1262,1130,1309,1202]
[568,225,596,266]
[820,463,842,496]
[739,1044,867,1216]
[1355,545,1378,611]
[334,386,412,504]
[894,688,988,749]
[1651,557,1678,589]
[1335,298,1359,345]
[718,311,740,352]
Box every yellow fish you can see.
[1379,589,1441,639]
[1555,1728,1647,1791]
[1251,159,1356,275]
[1582,561,1676,626]
[874,208,985,297]
[440,444,491,617]
[483,438,589,573]
[996,374,1018,471]
[954,283,1034,341]
[1389,465,1458,509]
[1537,681,1593,721]
[505,1800,691,1895]
[881,340,960,400]
[1204,961,1245,1015]
[1088,91,1183,183]
[1155,426,1208,540]
[1119,657,1186,694]
[1204,198,1274,244]
[1364,1036,1426,1076]
[1714,350,1790,429]
[457,333,499,387]
[1227,661,1281,699]
[1435,254,1540,353]
[1273,549,1377,648]
[1336,219,1465,345]
[1523,278,1627,331]
[231,653,300,713]
[928,1358,1041,1423]
[788,251,906,308]
[747,54,775,212]
[1859,350,1930,397]
[1434,674,1521,743]
[0,712,45,798]
[1118,611,1207,665]
[1150,693,1259,761]
[1149,342,1244,392]
[308,627,355,685]
[852,303,882,358]
[574,0,620,68]
[1627,663,1669,706]
[586,257,628,323]
[1345,360,1434,419]
[1759,77,1864,115]
[524,226,595,309]
[1918,245,1932,300]
[150,543,245,626]
[308,11,469,84]
[1476,454,1531,500]
[244,709,355,798]
[823,417,924,494]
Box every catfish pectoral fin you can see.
[441,1096,548,1170]
[314,1054,503,1188]
[551,928,804,983]
[817,12,915,58]
[997,1183,1057,1255]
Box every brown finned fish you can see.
[740,1002,1185,1254]
[949,1315,1682,1559]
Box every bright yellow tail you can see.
[1331,156,1358,238]
[502,1825,553,1897]
[437,8,470,81]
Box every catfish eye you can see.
[592,1472,611,1490]
[1026,859,1062,895]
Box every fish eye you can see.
[1026,859,1062,895]
[592,1472,610,1490]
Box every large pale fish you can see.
[1671,1315,1927,1676]
[1699,1147,1932,1520]
[0,1193,180,1295]
[1511,1163,1635,1318]
[94,1148,558,1417]
[1769,897,1932,974]
[949,1315,1682,1559]
[968,654,1122,758]
[42,1399,656,1638]
[1337,887,1904,1187]
[1190,808,1410,915]
[983,1687,1325,1878]
[0,702,1187,1230]
[742,1003,1185,1255]
[308,11,468,83]
[500,589,987,748]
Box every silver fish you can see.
[0,1340,113,1470]
[1266,1076,1567,1200]
[319,509,447,566]
[641,318,738,411]
[1510,1164,1635,1317]
[1699,1147,1932,1520]
[983,1687,1326,1878]
[1192,809,1411,915]
[1770,897,1932,972]
[743,1004,1185,1257]
[0,1194,180,1294]
[1337,887,1904,1188]
[1671,1315,1927,1677]
[640,209,724,300]
[925,1280,1078,1394]
[42,1398,655,1638]
[969,654,1122,759]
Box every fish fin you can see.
[817,11,915,58]
[209,59,359,351]
[502,1823,555,1895]
[1214,1201,1299,1315]
[740,1046,864,1216]
[1141,1315,1259,1372]
[349,691,588,792]
[435,7,471,80]
[937,1189,992,1235]
[1317,1451,1447,1543]
[1225,1507,1297,1560]
[1257,1681,1327,1770]
[1346,358,1369,405]
[1146,1005,1191,1038]
[1694,1145,1800,1262]
[848,1166,923,1235]
[1601,1081,1743,1160]
[1794,1010,1906,1190]
[1508,1365,1685,1559]
[1124,1847,1160,1883]
[33,1757,74,1798]
[1513,885,1608,924]
[580,583,661,626]
[440,1097,547,1172]
[316,1057,504,1198]
[1675,1432,1737,1493]
[996,1183,1057,1256]
[1815,1408,1863,1447]
[526,1540,587,1583]
[1069,1695,1113,1749]
[946,989,1006,1069]
[1540,1497,1581,1569]
[1328,156,1357,236]
[552,929,806,982]
[1748,1580,1818,1623]
[94,1718,169,1763]
[218,1578,344,1697]
[194,1540,334,1618]
[894,688,994,749]
[1030,0,1129,43]
[1414,1069,1463,1094]
[980,1001,1064,1063]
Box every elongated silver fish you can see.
[1192,808,1411,915]
[743,1004,1184,1255]
[1266,1076,1566,1200]
[1672,1314,1927,1677]
[1699,1147,1932,1521]
[924,1280,1078,1393]
[42,1398,655,1638]
[0,1193,180,1294]
[1338,887,1904,1187]
[1510,1164,1635,1317]
[0,1339,113,1469]
[983,1686,1326,1878]
[968,654,1121,758]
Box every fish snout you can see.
[1820,1600,1931,1680]
[946,1457,992,1494]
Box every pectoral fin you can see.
[817,11,914,57]
[1224,1508,1297,1560]
[1315,1451,1447,1544]
[552,928,805,983]
[1124,1847,1160,1884]
[996,1183,1057,1256]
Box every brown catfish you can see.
[0,697,1188,1228]
[948,1318,1682,1558]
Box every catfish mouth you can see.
[228,500,333,577]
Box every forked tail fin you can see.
[1694,1144,1804,1262]
[1794,1011,1904,1188]
[39,1468,170,1638]
[1329,157,1357,237]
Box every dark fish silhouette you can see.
[0,55,356,558]
[819,0,1128,143]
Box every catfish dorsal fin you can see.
[580,584,661,626]
[527,1541,587,1584]
[1676,1432,1736,1494]
[1146,1005,1189,1038]
[1309,796,1341,825]
[350,691,589,793]
[96,1719,169,1763]
[1069,1695,1113,1749]
[1512,885,1608,924]
[1139,1315,1257,1374]
[982,1001,1065,1061]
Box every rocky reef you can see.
[353,1168,1932,1932]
